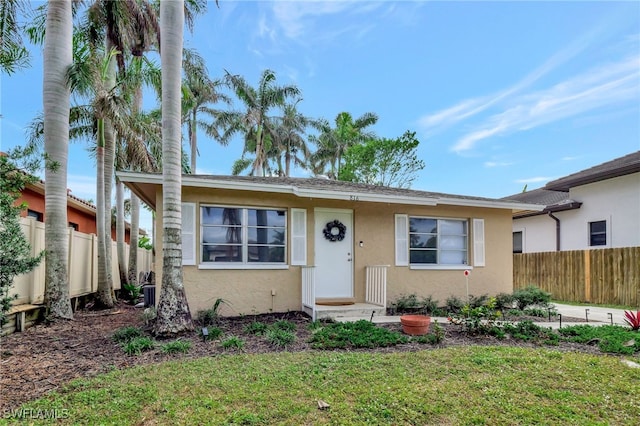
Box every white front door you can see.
[314,208,354,298]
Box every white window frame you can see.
[588,219,608,248]
[198,205,289,270]
[407,216,470,270]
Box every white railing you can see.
[366,265,388,308]
[301,266,316,320]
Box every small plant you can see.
[623,310,640,331]
[445,296,464,314]
[393,293,420,312]
[310,320,408,349]
[271,319,296,332]
[161,340,192,354]
[421,296,440,314]
[448,298,502,334]
[512,286,551,310]
[200,326,223,341]
[468,294,489,309]
[244,321,268,335]
[111,326,144,344]
[197,298,230,326]
[414,320,445,344]
[122,336,155,355]
[122,282,142,303]
[265,328,296,348]
[307,320,324,331]
[559,325,640,354]
[141,307,157,326]
[220,336,245,351]
[523,307,548,318]
[495,292,515,311]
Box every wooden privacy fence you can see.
[514,247,640,307]
[9,217,153,306]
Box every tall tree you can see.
[339,131,426,188]
[271,99,316,177]
[182,49,231,173]
[154,0,193,336]
[310,111,378,179]
[0,0,30,74]
[43,0,73,319]
[221,69,300,176]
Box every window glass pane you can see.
[203,227,242,244]
[247,228,286,245]
[248,245,285,262]
[202,207,242,225]
[589,221,606,246]
[410,234,437,248]
[440,250,466,264]
[409,218,437,233]
[440,220,466,235]
[513,232,523,253]
[410,249,437,264]
[590,221,606,233]
[440,235,466,250]
[202,244,242,262]
[247,209,286,226]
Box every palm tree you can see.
[154,0,193,336]
[182,48,231,172]
[221,69,300,176]
[310,111,378,178]
[0,0,30,74]
[43,0,73,319]
[272,99,317,177]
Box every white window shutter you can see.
[473,218,485,267]
[290,208,307,265]
[395,214,409,266]
[182,202,196,265]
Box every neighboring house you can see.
[504,151,640,253]
[120,172,540,318]
[16,179,139,243]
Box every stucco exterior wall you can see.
[154,186,514,316]
[513,173,640,253]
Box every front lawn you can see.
[8,346,640,425]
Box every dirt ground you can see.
[0,303,604,412]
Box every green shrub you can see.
[244,321,268,335]
[495,292,515,311]
[197,298,229,326]
[393,294,420,311]
[512,286,551,310]
[504,321,558,345]
[271,319,296,332]
[506,308,524,317]
[265,328,296,348]
[121,282,141,303]
[122,336,155,355]
[199,326,223,341]
[468,294,489,309]
[559,325,640,355]
[523,307,547,318]
[220,336,245,351]
[111,326,144,344]
[421,296,440,314]
[445,296,465,314]
[448,298,502,334]
[310,320,408,349]
[161,340,192,354]
[414,320,445,344]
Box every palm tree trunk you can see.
[190,111,197,172]
[127,193,140,286]
[43,0,73,320]
[103,41,117,303]
[154,0,193,336]
[95,119,113,308]
[116,178,127,286]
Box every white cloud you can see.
[562,156,580,161]
[484,161,513,168]
[515,176,554,184]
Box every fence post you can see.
[584,249,591,302]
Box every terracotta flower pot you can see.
[400,315,431,335]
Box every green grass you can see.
[559,325,640,355]
[7,347,640,425]
[310,320,408,349]
[160,340,192,354]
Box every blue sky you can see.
[2,1,639,235]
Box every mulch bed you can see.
[0,303,603,412]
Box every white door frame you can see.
[314,208,354,298]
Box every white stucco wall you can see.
[513,172,640,252]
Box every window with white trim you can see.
[409,217,468,265]
[201,206,286,264]
[513,231,523,254]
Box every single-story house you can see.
[503,151,640,253]
[119,172,541,319]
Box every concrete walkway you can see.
[337,303,633,330]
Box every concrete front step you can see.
[314,303,385,320]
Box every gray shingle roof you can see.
[502,188,570,206]
[545,151,640,191]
